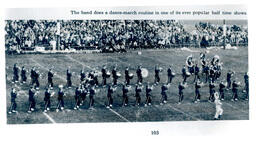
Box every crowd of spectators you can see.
[5,20,248,53]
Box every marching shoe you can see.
[61,107,64,110]
[47,108,50,111]
[56,109,59,112]
[31,108,34,111]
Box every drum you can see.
[141,68,149,78]
[106,71,111,78]
[116,72,121,77]
[129,73,134,79]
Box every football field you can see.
[6,47,249,124]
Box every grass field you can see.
[6,47,249,124]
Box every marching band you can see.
[8,53,249,120]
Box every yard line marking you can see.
[109,108,131,122]
[66,55,93,70]
[30,58,66,82]
[223,102,248,114]
[65,55,130,122]
[166,104,201,121]
[43,112,57,124]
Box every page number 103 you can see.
[151,130,159,135]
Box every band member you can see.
[178,82,186,104]
[219,81,226,100]
[232,80,239,101]
[8,88,18,114]
[194,79,202,103]
[30,67,36,85]
[182,65,188,83]
[194,64,200,82]
[56,86,65,112]
[89,86,97,108]
[203,60,210,83]
[80,85,87,105]
[112,66,118,85]
[13,63,19,83]
[145,82,153,106]
[66,68,72,88]
[209,65,215,82]
[125,66,131,85]
[34,69,40,89]
[21,66,27,83]
[122,84,129,106]
[48,69,54,88]
[74,86,81,110]
[186,55,194,74]
[214,92,223,120]
[106,85,116,108]
[160,84,169,105]
[244,72,249,100]
[44,87,53,112]
[101,65,107,85]
[154,65,161,84]
[80,70,86,82]
[209,81,215,102]
[93,71,99,86]
[167,65,175,84]
[28,86,37,113]
[227,70,234,89]
[136,65,143,84]
[135,84,143,106]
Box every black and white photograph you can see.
[5,7,249,124]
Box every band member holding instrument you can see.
[80,85,87,106]
[13,63,19,83]
[167,65,175,84]
[21,66,27,83]
[125,66,132,85]
[112,65,118,85]
[145,82,153,106]
[74,86,81,110]
[28,86,37,113]
[209,81,216,102]
[194,64,200,82]
[66,68,72,88]
[186,55,194,74]
[154,65,160,85]
[8,88,18,114]
[219,81,226,100]
[227,70,234,89]
[182,65,187,83]
[178,82,186,104]
[122,84,130,106]
[160,84,169,105]
[48,68,54,89]
[30,67,36,85]
[106,85,116,108]
[93,70,99,86]
[135,84,143,106]
[34,69,40,89]
[136,65,143,84]
[102,65,107,86]
[80,69,86,82]
[232,80,240,101]
[194,79,202,103]
[56,86,65,112]
[89,85,97,108]
[44,87,54,112]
